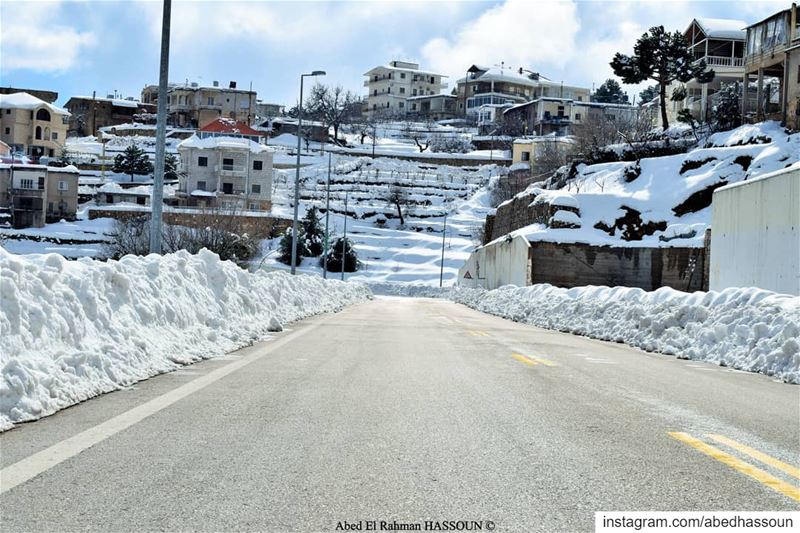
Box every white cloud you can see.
[421,0,580,82]
[0,1,96,73]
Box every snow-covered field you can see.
[452,284,800,383]
[0,248,371,430]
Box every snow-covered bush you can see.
[429,134,475,154]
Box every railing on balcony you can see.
[696,56,744,68]
[216,164,247,175]
[11,188,45,197]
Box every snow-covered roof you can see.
[0,92,70,116]
[98,182,177,196]
[364,65,447,78]
[69,96,141,108]
[177,134,272,154]
[692,18,747,40]
[0,163,79,173]
[200,117,261,136]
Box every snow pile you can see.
[452,284,800,382]
[368,281,451,298]
[0,248,371,430]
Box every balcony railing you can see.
[216,164,246,175]
[11,188,45,197]
[699,56,744,68]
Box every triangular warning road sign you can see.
[463,271,473,279]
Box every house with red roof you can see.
[198,118,263,143]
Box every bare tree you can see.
[387,185,409,225]
[571,114,621,158]
[307,83,358,146]
[402,120,434,153]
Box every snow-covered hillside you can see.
[263,155,501,284]
[0,248,371,430]
[493,122,800,249]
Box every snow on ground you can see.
[0,248,371,430]
[262,156,500,285]
[452,284,800,383]
[496,122,800,249]
[0,209,115,258]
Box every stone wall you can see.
[88,208,292,239]
[529,241,707,292]
[490,188,579,241]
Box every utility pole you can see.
[149,0,172,254]
[439,211,447,288]
[323,153,332,279]
[341,190,348,281]
[291,70,325,274]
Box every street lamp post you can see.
[291,70,326,275]
[323,153,332,279]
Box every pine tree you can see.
[320,236,359,273]
[164,153,181,181]
[638,85,659,105]
[301,206,325,257]
[277,227,310,265]
[113,144,154,182]
[611,26,715,130]
[712,83,741,132]
[592,79,629,104]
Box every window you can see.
[20,178,34,189]
[4,109,9,114]
[400,73,406,79]
[35,126,42,140]
[430,76,434,83]
[207,97,215,105]
[373,90,377,96]
[400,87,405,94]
[412,89,417,96]
[4,128,9,135]
[52,132,58,141]
[251,184,261,194]
[249,202,259,210]
[411,104,417,111]
[223,158,234,170]
[222,182,233,194]
[58,180,68,191]
[797,65,800,84]
[253,160,263,171]
[136,196,146,205]
[198,156,208,167]
[197,180,207,190]
[399,102,404,108]
[521,151,530,161]
[36,109,51,121]
[575,113,581,121]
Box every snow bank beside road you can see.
[452,285,800,383]
[0,249,371,430]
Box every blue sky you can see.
[0,0,788,108]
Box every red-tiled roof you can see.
[200,118,261,136]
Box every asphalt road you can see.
[1,297,798,532]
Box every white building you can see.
[177,135,273,211]
[363,61,448,117]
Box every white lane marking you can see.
[687,364,717,371]
[0,314,331,495]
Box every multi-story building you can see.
[64,95,156,137]
[456,64,590,120]
[0,163,79,227]
[254,101,285,120]
[363,61,448,117]
[502,98,637,136]
[141,81,258,129]
[177,135,273,211]
[667,18,748,122]
[406,94,457,121]
[742,3,800,129]
[0,92,70,159]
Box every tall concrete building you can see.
[363,61,448,117]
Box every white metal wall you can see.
[710,167,800,295]
[458,234,531,289]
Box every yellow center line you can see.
[528,355,557,367]
[706,434,800,480]
[512,353,538,366]
[668,432,800,502]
